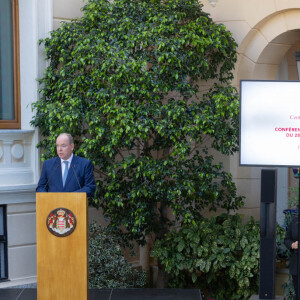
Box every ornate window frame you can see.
[0,0,21,129]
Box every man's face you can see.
[56,135,74,160]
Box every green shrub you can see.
[283,274,295,300]
[32,0,242,248]
[276,223,289,261]
[89,222,147,288]
[151,213,260,300]
[277,221,294,299]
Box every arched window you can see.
[0,0,20,129]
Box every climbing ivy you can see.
[32,0,243,244]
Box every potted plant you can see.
[278,183,299,299]
[283,186,298,230]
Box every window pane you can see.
[0,0,15,120]
[0,206,7,280]
[0,243,5,279]
[0,207,3,236]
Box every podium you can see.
[36,193,88,300]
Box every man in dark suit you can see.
[36,133,96,197]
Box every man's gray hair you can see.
[57,133,74,144]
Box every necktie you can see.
[63,161,69,187]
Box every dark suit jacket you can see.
[284,217,299,276]
[36,155,96,197]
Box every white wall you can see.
[0,0,52,286]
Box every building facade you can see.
[0,0,299,289]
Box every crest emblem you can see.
[46,208,76,237]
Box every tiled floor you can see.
[0,288,203,300]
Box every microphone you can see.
[70,164,82,191]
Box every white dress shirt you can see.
[60,154,73,178]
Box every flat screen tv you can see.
[240,80,300,166]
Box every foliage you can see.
[287,186,299,209]
[151,214,260,300]
[31,0,243,244]
[276,223,289,261]
[284,186,299,233]
[283,209,298,236]
[283,274,296,300]
[280,187,297,299]
[89,222,147,288]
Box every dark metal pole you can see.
[259,169,276,299]
[297,176,300,300]
[295,51,300,300]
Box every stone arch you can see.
[235,9,300,83]
[230,9,300,220]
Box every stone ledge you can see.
[0,184,36,193]
[0,276,36,289]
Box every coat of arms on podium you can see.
[46,207,77,237]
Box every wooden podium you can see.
[36,193,88,300]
